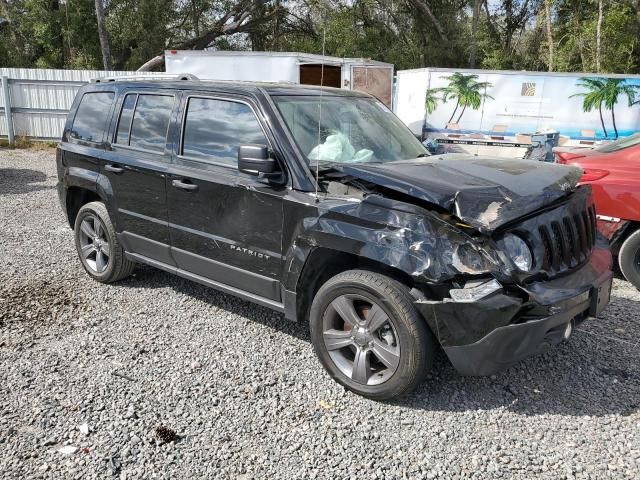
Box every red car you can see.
[554,134,640,289]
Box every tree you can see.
[437,73,493,126]
[95,0,112,70]
[406,0,448,42]
[137,0,282,71]
[469,0,482,67]
[544,0,554,71]
[1,0,640,75]
[595,0,603,72]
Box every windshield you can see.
[272,95,429,165]
[595,132,640,153]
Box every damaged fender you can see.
[280,189,503,295]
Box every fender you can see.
[65,166,99,192]
[281,192,481,293]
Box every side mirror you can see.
[238,145,276,175]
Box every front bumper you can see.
[415,247,613,376]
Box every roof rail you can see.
[90,73,199,83]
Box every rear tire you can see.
[618,228,640,290]
[309,270,435,400]
[74,201,135,283]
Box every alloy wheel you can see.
[322,294,401,386]
[78,214,111,274]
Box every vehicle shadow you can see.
[120,266,640,418]
[0,168,55,195]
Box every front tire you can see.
[619,228,640,290]
[74,201,135,283]
[309,270,435,400]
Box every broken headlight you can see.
[501,233,533,272]
[451,243,492,274]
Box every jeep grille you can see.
[501,188,597,278]
[537,203,597,271]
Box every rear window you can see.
[70,92,115,143]
[114,93,174,152]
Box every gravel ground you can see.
[1,148,639,480]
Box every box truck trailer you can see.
[165,50,394,107]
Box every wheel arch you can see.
[65,186,104,228]
[292,246,416,324]
[611,221,640,255]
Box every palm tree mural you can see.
[602,79,637,138]
[571,77,637,139]
[571,78,608,137]
[436,73,493,126]
[424,89,440,115]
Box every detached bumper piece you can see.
[415,248,613,376]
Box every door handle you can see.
[172,179,199,192]
[105,164,124,174]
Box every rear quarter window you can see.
[70,92,115,143]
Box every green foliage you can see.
[277,3,420,70]
[0,0,102,69]
[0,0,639,74]
[107,0,175,70]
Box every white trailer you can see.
[394,67,640,157]
[165,50,394,107]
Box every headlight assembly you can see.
[501,233,533,272]
[451,243,492,274]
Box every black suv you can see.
[57,77,613,399]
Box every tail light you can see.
[555,151,586,164]
[580,168,609,182]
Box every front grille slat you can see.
[563,217,578,266]
[538,226,553,270]
[589,205,597,247]
[582,211,593,249]
[574,213,587,258]
[551,221,571,267]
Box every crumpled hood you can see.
[339,155,584,232]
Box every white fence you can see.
[0,68,158,143]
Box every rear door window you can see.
[181,97,267,166]
[114,93,174,153]
[70,92,115,143]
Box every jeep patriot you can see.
[56,76,613,399]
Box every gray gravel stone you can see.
[1,148,639,479]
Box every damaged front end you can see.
[408,185,614,376]
[299,157,613,376]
